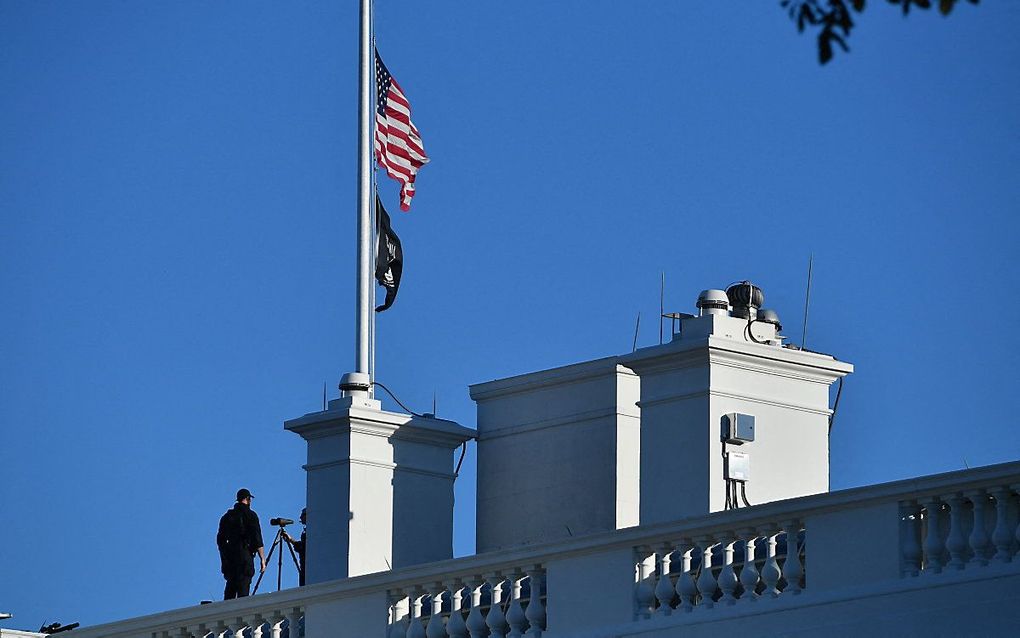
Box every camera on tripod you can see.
[253,516,301,594]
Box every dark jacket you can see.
[217,502,264,578]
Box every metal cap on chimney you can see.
[758,308,782,331]
[696,289,730,316]
[726,281,764,320]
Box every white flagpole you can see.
[341,0,374,400]
[369,1,378,393]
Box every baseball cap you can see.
[236,488,254,501]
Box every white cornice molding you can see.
[469,356,636,402]
[621,336,852,382]
[285,407,474,447]
[390,417,475,448]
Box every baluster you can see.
[654,543,676,615]
[717,533,738,605]
[390,594,409,638]
[991,486,1014,563]
[485,574,509,638]
[447,582,469,638]
[249,614,266,638]
[285,608,302,638]
[945,494,969,570]
[427,583,449,638]
[922,497,945,574]
[465,578,489,638]
[407,591,427,638]
[674,539,698,612]
[267,613,286,638]
[634,546,656,619]
[760,527,781,598]
[695,536,718,609]
[782,521,803,595]
[227,619,246,638]
[967,490,990,567]
[738,528,760,602]
[901,501,922,576]
[524,566,545,638]
[506,572,527,638]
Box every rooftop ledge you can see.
[71,460,1020,637]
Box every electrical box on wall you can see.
[725,451,750,481]
[722,413,755,444]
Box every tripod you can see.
[252,524,301,594]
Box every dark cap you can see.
[236,488,254,501]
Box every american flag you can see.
[375,50,429,211]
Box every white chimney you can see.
[620,282,852,523]
[286,396,474,583]
[470,281,852,550]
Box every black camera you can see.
[270,517,294,526]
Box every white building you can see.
[30,282,1020,637]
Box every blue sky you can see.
[2,0,1019,630]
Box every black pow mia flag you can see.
[374,194,403,312]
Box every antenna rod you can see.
[801,253,814,349]
[659,271,664,345]
[632,312,641,353]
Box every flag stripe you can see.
[375,50,428,212]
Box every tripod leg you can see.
[252,529,282,595]
[283,535,301,572]
[277,529,284,592]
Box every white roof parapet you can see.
[69,460,1020,638]
[469,355,632,402]
[618,334,854,382]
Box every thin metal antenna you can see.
[659,272,664,345]
[632,312,641,353]
[323,381,327,411]
[432,390,437,416]
[801,253,814,350]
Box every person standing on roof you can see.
[282,507,306,586]
[216,488,266,599]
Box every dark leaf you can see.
[851,0,866,10]
[836,9,855,33]
[939,0,954,14]
[819,33,833,64]
[798,4,818,31]
[829,30,849,51]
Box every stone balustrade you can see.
[635,521,804,618]
[69,462,1020,638]
[72,602,304,638]
[386,565,546,638]
[900,482,1019,576]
